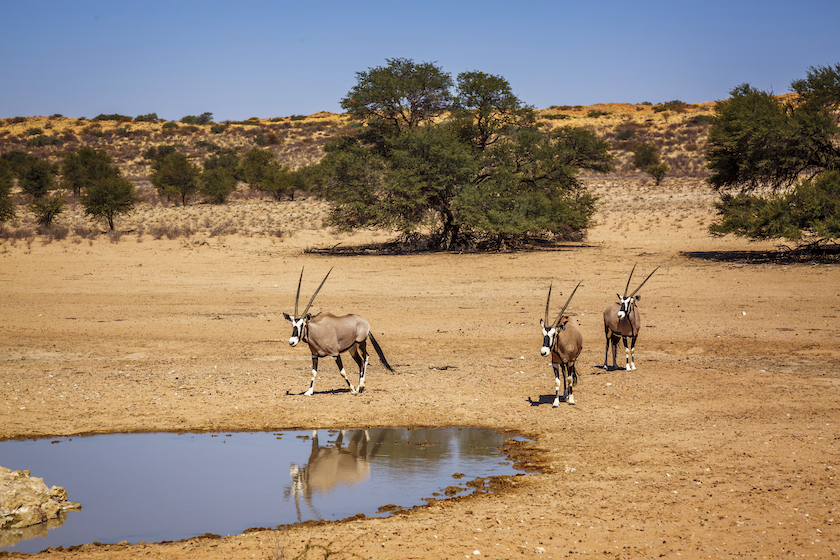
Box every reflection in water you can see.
[288,430,383,520]
[0,511,68,550]
[1,428,529,554]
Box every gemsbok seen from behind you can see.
[540,281,583,406]
[603,264,659,371]
[283,268,393,396]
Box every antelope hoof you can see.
[304,388,314,396]
[568,393,575,405]
[552,398,560,408]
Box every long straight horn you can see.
[552,281,581,328]
[294,267,304,316]
[544,282,553,324]
[624,263,637,297]
[301,267,333,317]
[629,266,659,298]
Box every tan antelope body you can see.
[540,282,583,406]
[283,268,393,396]
[603,264,659,371]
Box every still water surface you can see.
[1,428,529,553]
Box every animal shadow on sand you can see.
[286,387,358,396]
[528,395,570,407]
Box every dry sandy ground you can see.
[1,177,838,559]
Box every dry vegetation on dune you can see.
[0,102,715,244]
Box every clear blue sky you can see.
[1,0,838,122]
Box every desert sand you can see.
[1,176,838,559]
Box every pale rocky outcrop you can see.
[1,466,81,530]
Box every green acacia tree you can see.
[706,63,840,247]
[149,153,201,206]
[61,147,118,197]
[19,159,58,199]
[199,167,237,204]
[81,173,138,230]
[30,194,65,228]
[318,60,612,250]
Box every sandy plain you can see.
[0,176,838,559]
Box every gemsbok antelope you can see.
[603,264,659,371]
[540,281,583,406]
[283,268,393,396]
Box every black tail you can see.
[368,332,394,372]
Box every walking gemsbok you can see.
[603,264,659,371]
[283,268,393,396]
[540,281,583,406]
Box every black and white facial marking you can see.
[540,319,565,356]
[283,313,310,347]
[616,295,639,319]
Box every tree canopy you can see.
[706,63,840,246]
[341,58,454,135]
[320,59,613,250]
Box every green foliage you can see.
[710,170,840,242]
[203,149,241,174]
[340,57,453,134]
[62,147,118,196]
[632,143,660,169]
[542,113,571,120]
[645,163,669,185]
[586,109,609,118]
[149,153,201,206]
[195,140,221,151]
[615,129,636,141]
[95,114,132,122]
[654,100,688,113]
[19,158,58,198]
[143,145,178,162]
[0,161,16,221]
[319,61,613,249]
[260,164,297,201]
[453,70,533,151]
[134,113,159,122]
[240,148,276,190]
[30,193,65,227]
[81,173,138,230]
[27,128,43,136]
[706,63,840,246]
[1,151,40,176]
[25,134,64,147]
[688,114,714,125]
[199,167,237,204]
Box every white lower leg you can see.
[625,347,632,371]
[359,356,369,390]
[553,368,561,407]
[304,369,316,396]
[339,367,358,395]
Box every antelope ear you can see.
[305,313,312,321]
[283,313,292,322]
[635,295,641,301]
[540,319,546,328]
[616,293,622,301]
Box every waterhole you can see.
[1,427,531,553]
